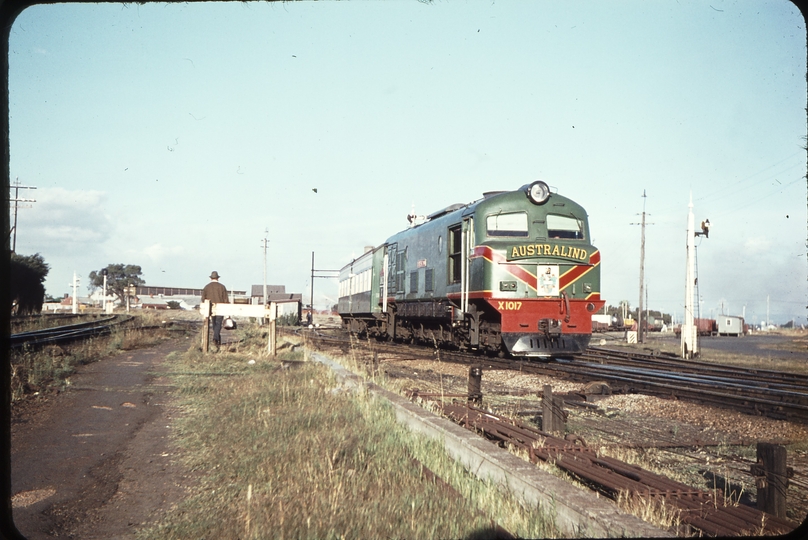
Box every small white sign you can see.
[536,265,559,296]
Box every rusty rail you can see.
[407,391,796,537]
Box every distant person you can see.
[201,271,229,348]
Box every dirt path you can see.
[10,338,192,539]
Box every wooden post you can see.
[266,302,277,357]
[202,319,210,352]
[200,300,211,353]
[542,385,565,435]
[268,319,277,357]
[372,351,379,377]
[468,366,482,403]
[754,442,789,518]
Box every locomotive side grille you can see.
[397,300,451,319]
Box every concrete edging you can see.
[311,352,672,538]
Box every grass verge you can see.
[140,327,561,539]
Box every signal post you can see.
[681,193,709,359]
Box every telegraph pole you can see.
[9,177,36,253]
[309,251,340,325]
[262,229,269,306]
[310,252,315,324]
[71,272,80,314]
[102,268,108,311]
[631,190,652,343]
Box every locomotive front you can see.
[468,181,604,357]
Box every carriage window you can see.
[486,212,528,237]
[547,214,584,240]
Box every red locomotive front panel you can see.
[473,244,605,357]
[486,295,605,357]
[491,296,602,334]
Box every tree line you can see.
[10,253,49,315]
[10,254,145,315]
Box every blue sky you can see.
[8,0,807,325]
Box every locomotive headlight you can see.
[527,181,550,204]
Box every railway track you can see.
[299,328,808,424]
[539,349,808,424]
[10,312,88,334]
[10,315,134,349]
[584,346,808,395]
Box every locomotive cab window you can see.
[486,212,529,237]
[448,225,462,284]
[547,214,585,240]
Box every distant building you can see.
[717,315,745,336]
[131,284,302,320]
[251,285,302,319]
[135,285,249,310]
[42,295,91,313]
[137,285,247,297]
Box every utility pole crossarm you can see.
[262,229,269,306]
[9,177,37,252]
[308,251,340,322]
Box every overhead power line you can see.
[696,150,804,202]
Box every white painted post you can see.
[71,272,79,314]
[681,194,698,358]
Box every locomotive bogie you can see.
[338,182,605,358]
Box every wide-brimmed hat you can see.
[210,271,220,279]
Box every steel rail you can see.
[585,347,808,387]
[556,359,808,407]
[578,355,808,395]
[543,361,808,423]
[298,328,808,423]
[566,358,808,395]
[11,315,120,337]
[10,315,134,349]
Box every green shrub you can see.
[277,312,300,326]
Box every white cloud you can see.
[139,243,187,261]
[741,236,772,255]
[15,187,113,254]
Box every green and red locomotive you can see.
[338,181,604,358]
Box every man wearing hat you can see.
[201,271,229,348]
